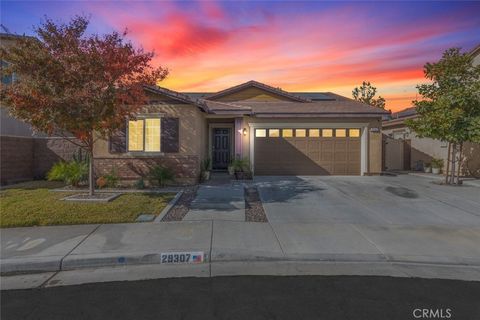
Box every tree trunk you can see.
[456,143,463,185]
[450,143,456,185]
[445,142,451,185]
[88,149,95,196]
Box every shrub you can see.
[104,168,119,188]
[431,158,444,169]
[134,178,145,190]
[202,158,211,172]
[148,165,174,187]
[47,160,88,187]
[231,158,250,172]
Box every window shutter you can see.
[109,125,127,153]
[161,117,179,153]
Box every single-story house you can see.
[93,80,389,184]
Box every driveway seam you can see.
[59,224,102,271]
[267,221,287,257]
[350,224,388,260]
[209,220,214,277]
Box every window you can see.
[128,120,144,151]
[336,129,347,137]
[295,129,306,137]
[1,60,15,85]
[322,129,333,137]
[145,119,161,151]
[269,129,280,137]
[128,118,161,152]
[309,129,320,137]
[282,129,293,137]
[349,129,360,138]
[255,129,267,137]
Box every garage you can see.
[253,128,361,175]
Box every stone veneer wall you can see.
[0,136,80,185]
[93,155,200,186]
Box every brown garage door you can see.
[254,128,361,175]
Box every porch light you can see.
[242,128,247,136]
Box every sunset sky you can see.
[2,1,479,112]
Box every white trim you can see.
[360,126,368,175]
[248,122,369,175]
[248,122,369,129]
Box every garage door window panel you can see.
[268,129,280,137]
[349,129,360,138]
[335,129,347,138]
[282,129,293,138]
[322,129,333,138]
[255,129,267,137]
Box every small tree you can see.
[352,81,386,109]
[406,48,480,185]
[1,16,168,195]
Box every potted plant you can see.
[228,160,235,176]
[202,158,211,181]
[431,158,444,174]
[423,162,432,173]
[232,158,251,180]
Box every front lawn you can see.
[0,181,175,228]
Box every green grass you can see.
[0,181,175,228]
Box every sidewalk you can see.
[2,220,480,281]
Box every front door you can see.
[212,128,231,170]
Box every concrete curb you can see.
[154,191,184,222]
[3,251,480,278]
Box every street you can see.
[2,275,480,320]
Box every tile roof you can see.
[149,82,390,116]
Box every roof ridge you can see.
[206,80,311,102]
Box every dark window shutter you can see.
[109,125,127,153]
[161,117,179,153]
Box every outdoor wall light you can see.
[242,128,247,136]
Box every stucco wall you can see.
[383,126,480,175]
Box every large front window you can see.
[128,118,161,152]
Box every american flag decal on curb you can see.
[192,254,203,263]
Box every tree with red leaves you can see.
[1,16,168,195]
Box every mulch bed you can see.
[244,187,268,222]
[161,186,198,221]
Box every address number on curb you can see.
[160,252,204,264]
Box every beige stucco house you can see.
[93,81,388,184]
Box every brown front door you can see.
[212,128,231,170]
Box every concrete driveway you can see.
[254,175,480,265]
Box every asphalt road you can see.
[2,276,480,320]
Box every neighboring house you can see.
[382,44,480,175]
[0,32,79,185]
[93,80,388,185]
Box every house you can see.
[382,44,480,175]
[93,80,389,184]
[382,107,480,175]
[0,32,79,185]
